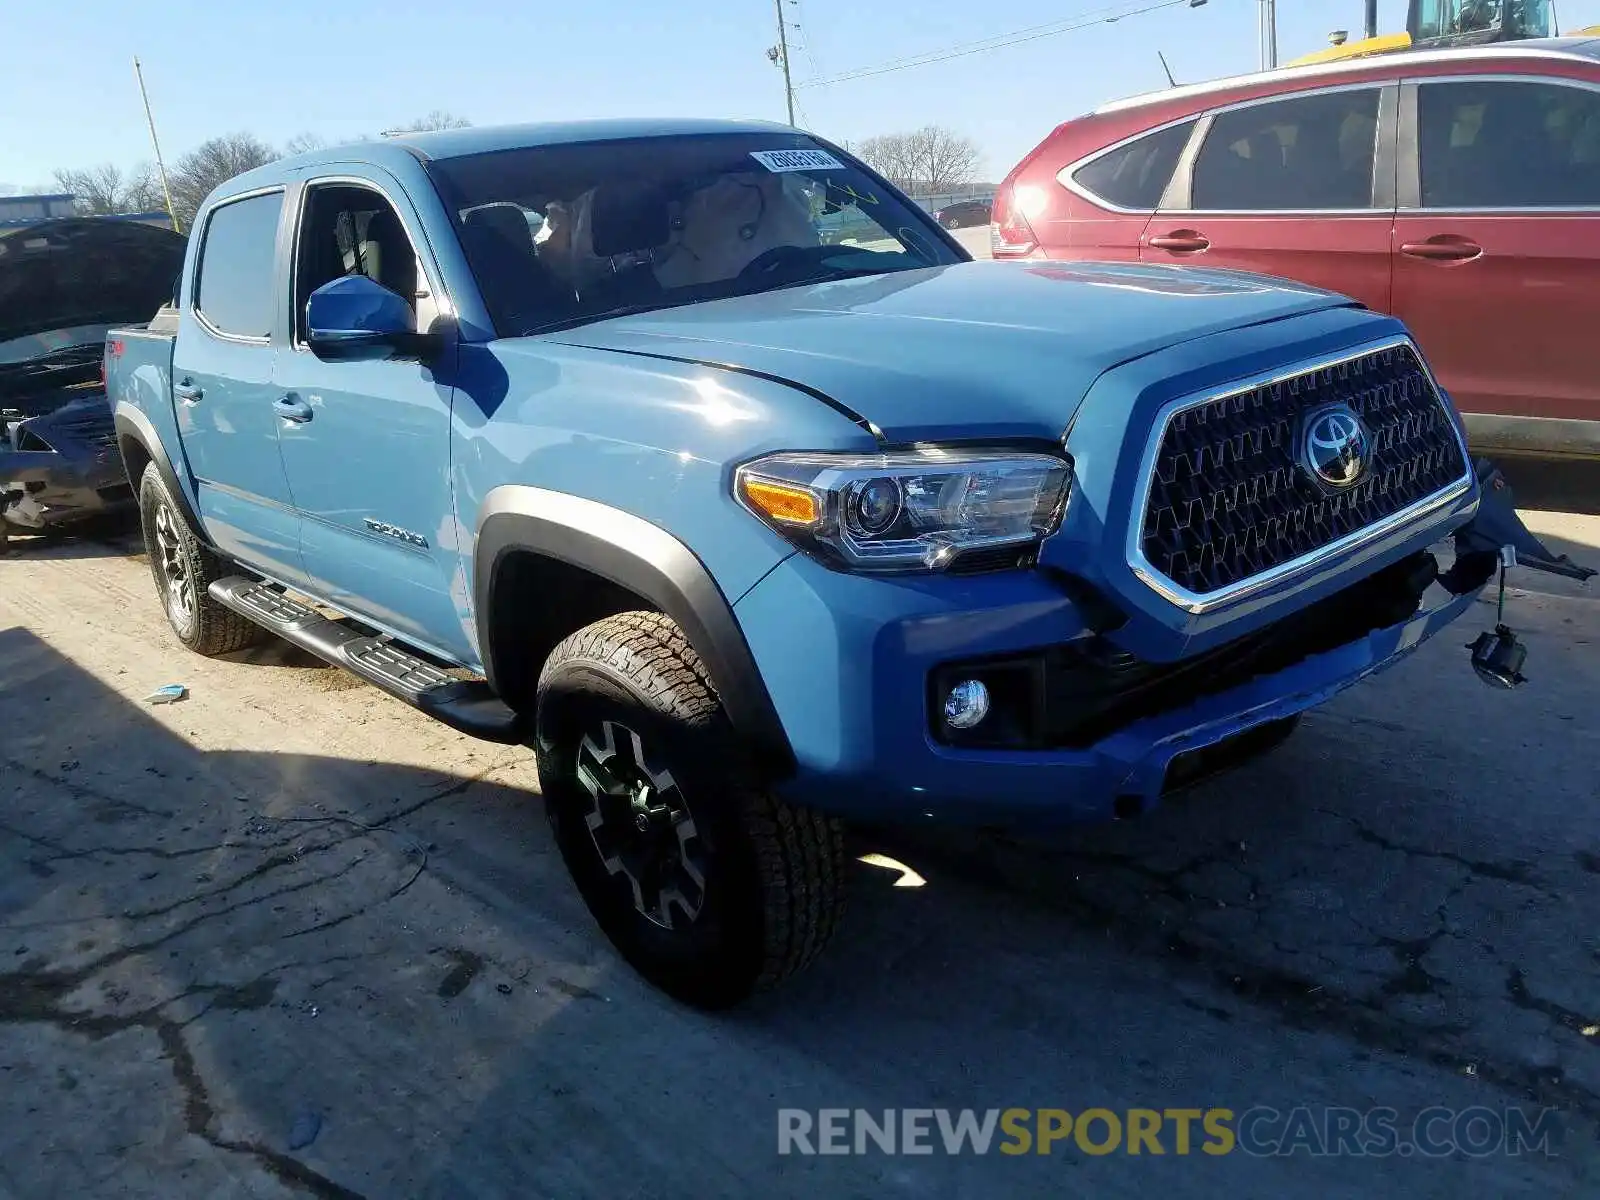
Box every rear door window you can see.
[194,191,284,339]
[1068,120,1195,210]
[1416,78,1600,208]
[1191,89,1382,211]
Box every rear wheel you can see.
[535,611,845,1009]
[138,465,263,656]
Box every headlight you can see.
[734,448,1072,573]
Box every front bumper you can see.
[1,463,133,531]
[736,549,1482,830]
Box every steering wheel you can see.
[736,244,829,285]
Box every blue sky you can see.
[5,0,1599,190]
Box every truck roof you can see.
[214,117,800,203]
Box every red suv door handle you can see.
[1148,230,1210,253]
[1399,236,1482,262]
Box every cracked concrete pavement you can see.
[1,498,1597,1199]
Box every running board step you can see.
[208,577,522,744]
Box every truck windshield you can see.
[425,132,966,337]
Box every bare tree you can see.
[283,131,328,156]
[855,133,919,193]
[855,126,982,196]
[907,126,982,194]
[52,163,163,215]
[390,110,472,133]
[169,133,280,228]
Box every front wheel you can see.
[943,216,961,229]
[535,611,845,1008]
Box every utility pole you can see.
[773,0,796,126]
[1257,0,1278,70]
[133,56,180,233]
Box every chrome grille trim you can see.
[1125,335,1475,615]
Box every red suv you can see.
[992,37,1600,460]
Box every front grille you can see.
[1138,342,1467,599]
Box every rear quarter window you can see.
[195,191,284,339]
[1068,120,1195,210]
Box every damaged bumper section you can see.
[2,395,133,541]
[739,458,1589,832]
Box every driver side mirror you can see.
[305,274,438,363]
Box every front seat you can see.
[460,203,568,333]
[356,209,418,303]
[574,182,671,305]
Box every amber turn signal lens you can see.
[740,476,821,526]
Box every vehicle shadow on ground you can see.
[2,622,1596,1198]
[1,522,142,562]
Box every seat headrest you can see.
[463,204,536,251]
[588,183,670,258]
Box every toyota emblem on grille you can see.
[1300,405,1370,488]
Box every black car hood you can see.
[0,218,185,345]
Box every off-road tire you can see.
[137,464,263,656]
[535,610,845,1009]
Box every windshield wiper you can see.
[785,264,899,286]
[521,301,688,336]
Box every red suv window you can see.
[1418,78,1600,208]
[1190,89,1381,211]
[1068,120,1195,210]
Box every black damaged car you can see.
[1,217,185,553]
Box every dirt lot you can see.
[2,499,1597,1199]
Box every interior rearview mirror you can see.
[305,274,438,363]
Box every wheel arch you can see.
[114,409,208,542]
[474,485,796,777]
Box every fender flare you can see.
[474,485,795,775]
[113,408,208,541]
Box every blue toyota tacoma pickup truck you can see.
[105,119,1589,1007]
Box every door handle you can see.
[1399,236,1482,262]
[173,380,204,403]
[1148,230,1211,253]
[273,395,314,423]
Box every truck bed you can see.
[105,307,179,490]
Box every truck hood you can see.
[0,218,185,347]
[549,260,1355,441]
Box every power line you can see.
[793,0,822,75]
[795,0,1206,90]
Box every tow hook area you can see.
[1439,459,1595,689]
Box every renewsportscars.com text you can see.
[777,1106,1560,1158]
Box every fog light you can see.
[1467,624,1527,689]
[943,679,990,730]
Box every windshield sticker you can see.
[750,148,846,173]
